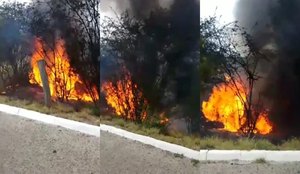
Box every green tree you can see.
[0,2,32,92]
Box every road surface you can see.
[0,112,100,174]
[100,131,300,174]
[1,110,299,174]
[100,131,201,174]
[200,161,300,174]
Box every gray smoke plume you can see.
[235,0,300,137]
[234,0,277,49]
[101,0,174,19]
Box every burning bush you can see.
[101,67,148,122]
[200,17,273,136]
[29,38,98,102]
[202,76,272,135]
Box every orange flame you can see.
[29,38,97,102]
[159,112,169,125]
[101,68,147,121]
[202,79,272,135]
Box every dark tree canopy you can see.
[0,2,32,91]
[101,0,200,132]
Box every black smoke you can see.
[101,0,200,131]
[235,0,300,137]
[101,0,174,19]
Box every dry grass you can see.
[100,115,300,150]
[199,136,300,150]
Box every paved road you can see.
[100,131,201,174]
[200,160,300,174]
[2,111,299,174]
[0,112,100,174]
[100,131,300,174]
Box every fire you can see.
[101,68,148,121]
[202,78,272,135]
[29,38,97,102]
[159,112,169,125]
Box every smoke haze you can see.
[235,0,300,136]
[101,0,174,19]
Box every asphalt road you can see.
[0,112,100,174]
[100,131,300,174]
[1,111,299,174]
[100,131,201,174]
[200,161,300,174]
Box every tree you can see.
[101,4,200,132]
[29,0,100,104]
[60,0,100,104]
[201,17,269,137]
[0,2,32,92]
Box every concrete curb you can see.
[100,124,300,162]
[0,103,299,162]
[203,150,300,162]
[100,124,200,160]
[0,104,100,137]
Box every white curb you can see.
[0,104,100,137]
[0,103,299,162]
[100,124,300,162]
[100,124,201,160]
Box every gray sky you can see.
[200,0,238,23]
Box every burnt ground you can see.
[4,85,45,102]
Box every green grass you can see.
[253,158,267,164]
[199,136,279,150]
[199,136,300,150]
[0,95,100,126]
[191,159,200,166]
[174,153,184,158]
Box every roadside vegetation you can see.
[0,95,99,125]
[100,115,300,150]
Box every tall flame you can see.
[29,38,97,102]
[202,79,272,135]
[101,68,147,121]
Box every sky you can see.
[200,0,238,24]
[100,0,122,23]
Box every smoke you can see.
[101,0,174,19]
[235,0,300,137]
[101,0,200,131]
[234,0,277,49]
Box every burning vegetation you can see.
[101,67,148,122]
[202,76,272,135]
[101,0,200,132]
[29,38,98,102]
